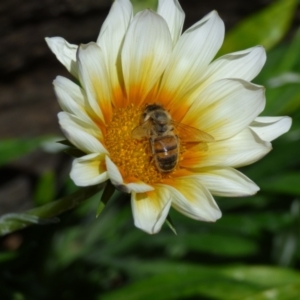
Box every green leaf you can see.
[219,0,297,55]
[64,147,86,157]
[101,263,300,300]
[263,81,300,115]
[96,181,115,218]
[101,271,261,300]
[33,171,56,206]
[255,27,300,86]
[179,233,259,256]
[244,136,300,182]
[242,284,300,300]
[275,28,300,74]
[220,265,300,286]
[217,213,292,236]
[260,172,300,196]
[0,136,53,167]
[165,215,177,235]
[57,139,73,146]
[149,232,259,257]
[57,139,86,157]
[217,195,269,210]
[0,185,103,236]
[0,251,18,263]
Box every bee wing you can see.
[131,121,152,140]
[172,121,214,142]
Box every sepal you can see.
[96,181,115,218]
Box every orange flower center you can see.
[104,104,179,185]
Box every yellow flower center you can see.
[105,104,167,185]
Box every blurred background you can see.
[1,0,300,299]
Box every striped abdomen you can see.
[151,135,179,173]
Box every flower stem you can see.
[0,184,103,236]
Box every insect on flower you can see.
[132,103,214,173]
[46,0,292,234]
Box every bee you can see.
[132,104,214,173]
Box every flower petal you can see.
[131,186,171,234]
[58,112,107,154]
[105,155,124,187]
[53,76,93,124]
[249,116,292,142]
[182,79,265,140]
[198,46,266,92]
[96,0,132,107]
[163,176,221,221]
[182,128,271,169]
[70,153,108,186]
[159,11,224,110]
[126,183,155,193]
[197,167,259,197]
[157,0,185,46]
[45,37,78,77]
[121,9,172,106]
[77,43,113,124]
[105,156,154,193]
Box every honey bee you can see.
[132,104,214,173]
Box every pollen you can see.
[105,104,164,185]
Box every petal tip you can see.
[284,116,293,132]
[213,208,222,221]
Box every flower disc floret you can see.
[105,104,165,184]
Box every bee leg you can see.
[149,137,156,166]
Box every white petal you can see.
[183,79,266,140]
[198,46,266,91]
[126,183,154,193]
[105,155,124,187]
[105,156,154,193]
[70,153,108,186]
[131,186,171,234]
[77,43,113,123]
[159,11,224,107]
[97,0,132,104]
[164,176,221,221]
[121,9,172,106]
[198,167,259,197]
[53,76,93,124]
[97,0,132,46]
[157,0,185,46]
[58,112,107,154]
[45,37,78,77]
[183,128,271,169]
[249,116,292,142]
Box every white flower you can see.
[46,0,292,234]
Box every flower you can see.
[46,0,292,234]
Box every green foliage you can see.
[96,181,115,218]
[0,136,54,167]
[100,264,300,300]
[0,185,102,236]
[219,0,297,55]
[33,171,56,206]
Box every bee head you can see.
[144,103,163,113]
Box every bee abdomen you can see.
[153,136,179,172]
[156,152,178,172]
